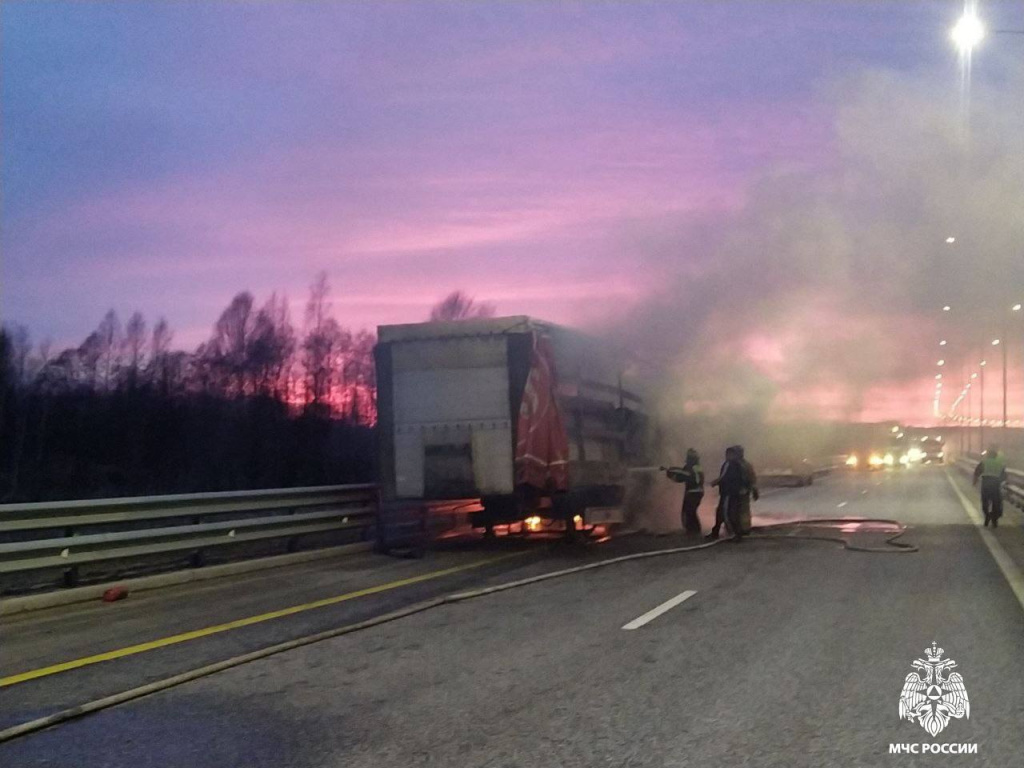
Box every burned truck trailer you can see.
[374,316,648,533]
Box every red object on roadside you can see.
[515,333,570,491]
[102,586,128,602]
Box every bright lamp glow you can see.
[952,11,985,52]
[1014,304,1022,312]
[945,237,956,244]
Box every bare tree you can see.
[428,290,496,322]
[122,311,147,389]
[344,330,377,423]
[302,273,346,409]
[148,317,172,391]
[249,294,295,397]
[78,331,103,389]
[205,292,256,396]
[95,310,122,391]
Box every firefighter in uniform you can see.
[663,448,704,535]
[973,445,1008,528]
[734,445,759,536]
[708,446,742,541]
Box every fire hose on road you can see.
[0,516,915,745]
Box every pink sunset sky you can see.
[3,2,1024,424]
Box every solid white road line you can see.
[945,470,1024,615]
[622,590,697,630]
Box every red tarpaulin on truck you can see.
[515,333,570,490]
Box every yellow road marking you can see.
[945,470,1024,614]
[1,552,524,688]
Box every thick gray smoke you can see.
[604,67,1024,469]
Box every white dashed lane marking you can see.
[622,591,697,630]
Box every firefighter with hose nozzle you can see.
[661,448,704,535]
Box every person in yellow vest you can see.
[973,445,1008,528]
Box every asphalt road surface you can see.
[3,466,1023,767]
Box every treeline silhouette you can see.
[0,274,378,502]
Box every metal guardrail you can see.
[0,484,378,588]
[954,457,1024,511]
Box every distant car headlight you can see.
[937,452,944,458]
[869,454,884,467]
[899,454,910,465]
[884,453,895,466]
[846,455,859,467]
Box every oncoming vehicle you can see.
[918,436,945,465]
[867,451,895,471]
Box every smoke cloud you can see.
[601,66,1024,466]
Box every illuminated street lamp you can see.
[992,338,1000,346]
[937,359,945,366]
[952,9,985,53]
[945,236,957,244]
[943,306,952,312]
[940,340,948,346]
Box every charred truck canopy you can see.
[374,316,647,528]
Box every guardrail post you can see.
[61,523,79,587]
[286,505,300,552]
[189,512,206,568]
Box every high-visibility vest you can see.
[980,454,1006,477]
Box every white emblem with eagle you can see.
[899,642,970,737]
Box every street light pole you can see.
[968,372,974,454]
[1002,336,1008,433]
[980,360,985,451]
[958,363,964,456]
